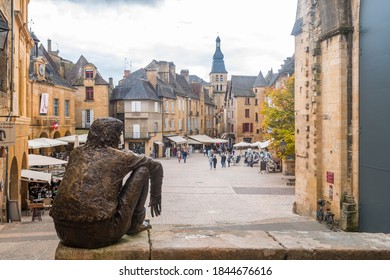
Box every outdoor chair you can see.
[42,197,53,213]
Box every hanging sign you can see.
[0,121,16,146]
[40,93,49,114]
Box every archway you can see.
[9,157,19,203]
[21,153,28,210]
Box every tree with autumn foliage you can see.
[261,75,295,158]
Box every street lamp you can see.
[0,17,10,51]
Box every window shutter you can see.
[90,110,94,124]
[82,110,86,128]
[250,123,253,132]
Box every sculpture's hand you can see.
[149,195,162,217]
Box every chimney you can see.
[146,67,157,90]
[48,39,52,52]
[123,69,130,78]
[159,61,169,84]
[109,77,114,89]
[180,69,189,83]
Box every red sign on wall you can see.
[326,172,334,184]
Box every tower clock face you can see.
[39,64,45,75]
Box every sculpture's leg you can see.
[115,167,151,235]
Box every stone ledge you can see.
[55,229,390,260]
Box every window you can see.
[216,75,219,82]
[85,70,94,79]
[171,101,174,113]
[165,118,169,130]
[154,122,158,133]
[242,123,253,133]
[131,101,141,112]
[178,118,182,130]
[255,113,258,122]
[245,109,250,118]
[133,124,140,139]
[154,102,159,113]
[86,87,94,101]
[171,119,175,130]
[82,109,94,128]
[165,101,169,113]
[65,100,69,117]
[220,75,223,82]
[255,99,258,106]
[245,98,250,105]
[54,99,59,116]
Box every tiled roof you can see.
[111,78,159,101]
[230,75,257,97]
[67,55,109,86]
[29,44,74,89]
[253,71,267,87]
[189,75,210,85]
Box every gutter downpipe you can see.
[5,0,14,223]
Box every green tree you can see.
[261,75,295,158]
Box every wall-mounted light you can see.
[0,17,10,51]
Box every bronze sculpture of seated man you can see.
[50,117,163,249]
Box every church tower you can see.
[209,36,228,93]
[209,36,228,137]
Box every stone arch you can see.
[9,157,19,202]
[21,153,28,210]
[53,130,61,139]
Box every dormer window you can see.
[85,70,94,79]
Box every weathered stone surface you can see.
[55,231,150,260]
[269,231,390,259]
[150,229,286,260]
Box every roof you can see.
[189,75,210,85]
[291,17,303,36]
[210,36,228,74]
[29,44,74,89]
[230,75,257,97]
[111,78,160,101]
[253,71,267,87]
[66,55,109,86]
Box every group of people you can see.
[175,147,189,163]
[28,179,61,201]
[206,148,234,170]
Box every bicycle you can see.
[316,199,335,230]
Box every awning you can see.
[56,134,88,144]
[28,154,68,166]
[167,135,187,144]
[28,138,68,149]
[188,134,227,144]
[250,140,271,149]
[186,138,202,145]
[21,169,52,183]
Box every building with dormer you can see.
[64,55,110,132]
[28,36,76,142]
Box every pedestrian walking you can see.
[208,156,213,170]
[227,152,232,167]
[212,155,217,170]
[182,149,188,163]
[177,149,182,163]
[221,152,226,168]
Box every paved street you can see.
[0,152,326,260]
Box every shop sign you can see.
[0,121,15,146]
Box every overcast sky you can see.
[29,0,298,86]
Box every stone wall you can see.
[293,0,359,230]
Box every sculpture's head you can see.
[86,117,123,148]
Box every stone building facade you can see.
[0,0,33,221]
[292,0,360,230]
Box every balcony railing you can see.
[124,132,151,140]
